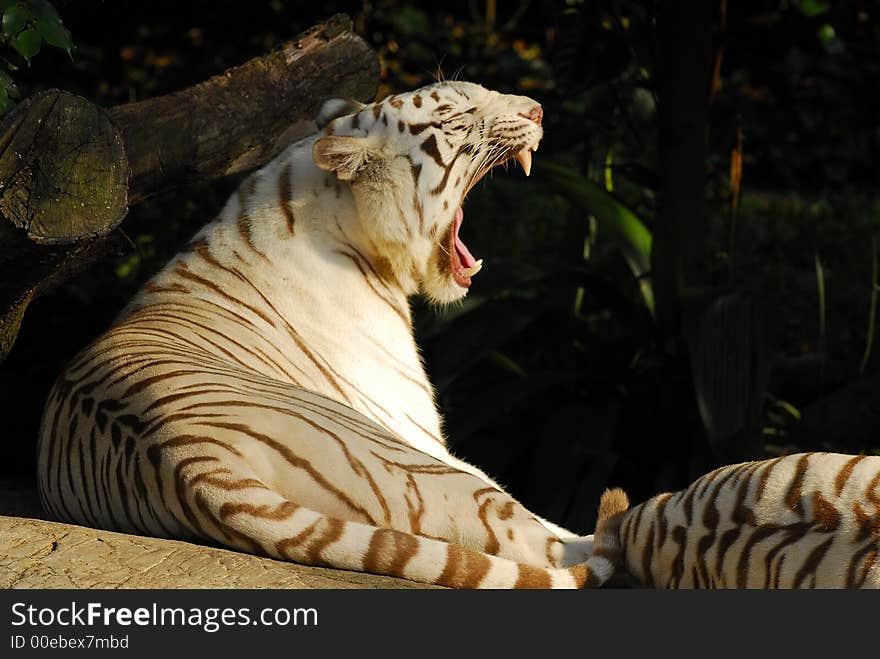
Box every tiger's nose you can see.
[519,105,543,126]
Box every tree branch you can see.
[0,14,379,361]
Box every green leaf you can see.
[795,0,829,17]
[12,27,40,61]
[35,16,71,50]
[541,161,655,315]
[485,350,527,377]
[392,6,431,39]
[2,6,28,38]
[0,66,14,89]
[25,0,59,23]
[815,252,826,345]
[0,0,18,12]
[0,68,16,100]
[685,294,771,451]
[0,84,14,115]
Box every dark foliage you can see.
[2,0,879,532]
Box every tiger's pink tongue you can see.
[453,207,476,268]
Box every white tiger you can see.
[38,81,613,588]
[594,453,880,588]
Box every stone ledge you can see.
[0,516,438,589]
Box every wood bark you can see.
[0,515,438,589]
[0,14,379,361]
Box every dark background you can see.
[2,0,880,533]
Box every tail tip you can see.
[598,487,629,521]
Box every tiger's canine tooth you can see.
[461,259,483,277]
[515,150,532,177]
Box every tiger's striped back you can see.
[599,453,880,588]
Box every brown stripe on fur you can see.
[847,541,878,588]
[515,564,552,589]
[419,134,445,169]
[640,521,656,587]
[304,517,346,565]
[784,453,813,515]
[192,403,393,528]
[681,481,698,526]
[864,467,880,508]
[429,144,471,196]
[228,271,355,405]
[218,501,299,521]
[403,413,444,446]
[695,465,752,585]
[276,519,319,558]
[171,265,277,327]
[669,525,688,588]
[793,536,836,588]
[474,488,501,555]
[369,455,462,475]
[362,527,420,578]
[154,434,243,458]
[409,121,440,135]
[72,419,98,527]
[279,161,296,234]
[198,420,380,525]
[335,250,410,325]
[437,543,491,589]
[754,455,785,502]
[188,468,269,491]
[654,492,673,548]
[193,491,263,554]
[545,537,562,567]
[232,178,271,261]
[128,308,276,376]
[172,455,218,537]
[812,491,841,531]
[144,282,190,294]
[735,524,781,588]
[403,473,425,534]
[498,501,515,520]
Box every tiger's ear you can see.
[315,98,366,129]
[313,135,385,182]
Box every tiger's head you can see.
[312,81,542,304]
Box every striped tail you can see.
[183,466,613,589]
[590,488,632,586]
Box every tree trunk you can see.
[0,14,379,361]
[652,0,712,336]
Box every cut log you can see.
[109,15,379,203]
[0,516,439,589]
[0,14,379,362]
[0,90,128,244]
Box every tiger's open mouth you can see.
[450,147,534,288]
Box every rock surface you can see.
[0,515,437,589]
